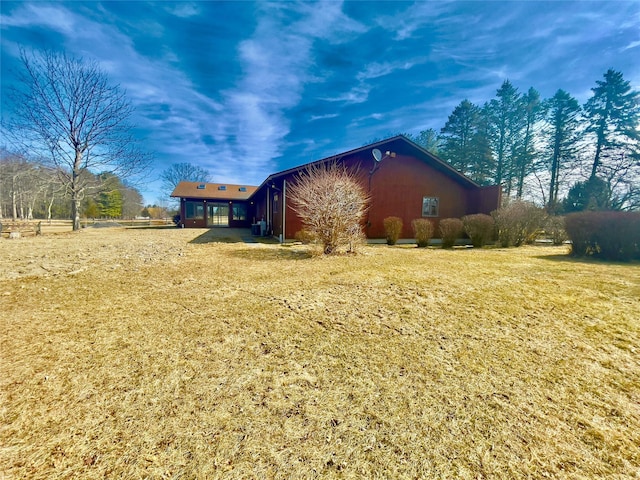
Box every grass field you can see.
[1,227,639,479]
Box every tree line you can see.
[403,70,640,212]
[0,150,143,221]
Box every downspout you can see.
[266,187,271,235]
[281,179,286,243]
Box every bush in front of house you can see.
[565,211,640,261]
[383,216,403,245]
[412,218,433,247]
[439,218,464,248]
[462,213,494,247]
[288,162,370,254]
[492,200,546,247]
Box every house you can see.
[171,135,501,239]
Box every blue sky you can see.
[2,1,639,204]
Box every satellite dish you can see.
[372,149,382,162]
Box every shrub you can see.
[462,214,494,247]
[565,211,640,261]
[492,200,546,247]
[383,216,403,245]
[412,218,433,247]
[439,218,464,248]
[288,162,370,254]
[545,216,568,245]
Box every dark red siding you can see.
[283,151,500,240]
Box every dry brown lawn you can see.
[1,227,639,479]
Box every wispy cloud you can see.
[166,3,200,18]
[357,57,428,81]
[622,40,640,51]
[0,3,75,33]
[322,84,371,104]
[309,113,340,122]
[207,1,368,181]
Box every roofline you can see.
[170,181,258,200]
[250,135,480,195]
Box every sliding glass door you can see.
[207,203,229,226]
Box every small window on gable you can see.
[218,185,227,191]
[422,196,439,217]
[197,184,205,190]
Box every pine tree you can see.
[542,89,582,212]
[440,100,479,176]
[584,69,640,179]
[514,87,542,198]
[487,80,525,195]
[411,129,441,155]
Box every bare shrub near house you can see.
[462,213,495,247]
[439,218,464,248]
[492,200,546,247]
[287,163,369,254]
[412,218,433,247]
[383,216,403,245]
[545,216,568,246]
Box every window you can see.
[233,203,247,221]
[185,201,204,219]
[422,197,439,217]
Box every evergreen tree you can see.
[487,80,525,195]
[514,87,542,199]
[542,89,582,212]
[410,129,441,155]
[584,69,640,178]
[98,189,123,218]
[563,177,611,212]
[440,100,479,175]
[470,107,496,186]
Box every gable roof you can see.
[170,181,258,200]
[256,135,481,190]
[171,136,488,203]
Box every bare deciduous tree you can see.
[6,49,150,230]
[287,163,369,254]
[161,162,212,198]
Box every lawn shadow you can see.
[534,253,639,267]
[125,225,177,231]
[189,228,279,245]
[226,246,314,261]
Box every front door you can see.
[208,203,229,226]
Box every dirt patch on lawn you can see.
[0,227,199,280]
